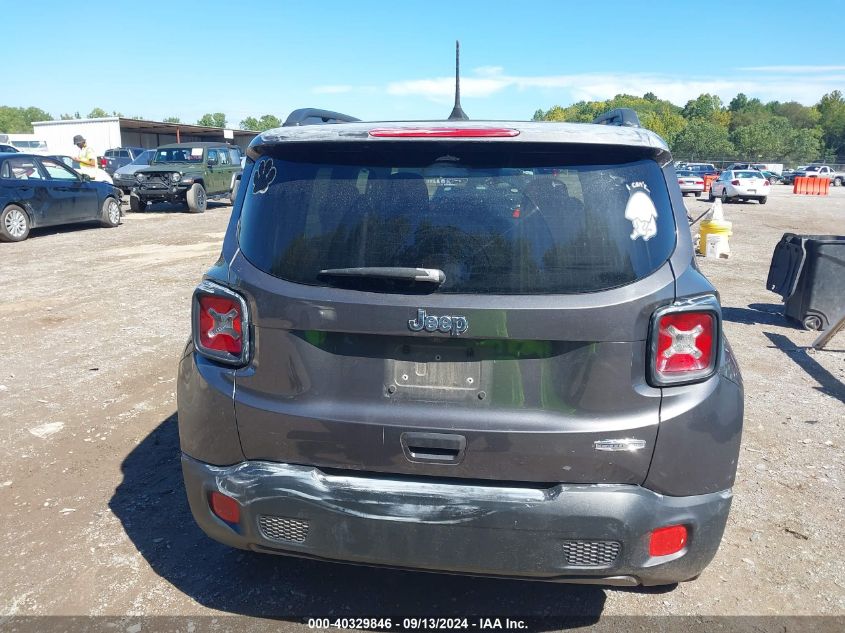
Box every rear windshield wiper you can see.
[317,267,446,285]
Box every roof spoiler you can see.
[283,108,360,127]
[592,108,641,128]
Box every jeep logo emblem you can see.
[408,308,468,336]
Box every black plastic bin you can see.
[766,233,845,330]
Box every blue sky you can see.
[4,0,844,126]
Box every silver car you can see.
[113,149,154,194]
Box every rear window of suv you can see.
[238,142,677,294]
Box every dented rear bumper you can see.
[182,454,731,586]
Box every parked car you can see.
[676,169,705,196]
[177,107,744,587]
[683,162,719,177]
[726,164,782,185]
[130,142,242,212]
[51,155,114,184]
[98,147,146,176]
[709,169,770,203]
[804,165,842,186]
[0,152,122,242]
[113,149,154,194]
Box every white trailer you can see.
[31,118,123,159]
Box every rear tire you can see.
[0,204,30,242]
[834,177,843,187]
[186,183,207,213]
[721,189,729,203]
[129,194,147,212]
[759,196,767,205]
[708,188,715,202]
[100,197,121,227]
[768,176,779,185]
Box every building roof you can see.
[32,116,259,141]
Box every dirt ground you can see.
[0,187,843,627]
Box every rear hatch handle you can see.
[401,432,466,464]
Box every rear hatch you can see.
[229,136,679,484]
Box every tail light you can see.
[98,157,107,168]
[731,180,740,186]
[762,180,770,187]
[192,280,250,366]
[695,179,704,185]
[648,296,721,386]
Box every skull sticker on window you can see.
[624,182,658,241]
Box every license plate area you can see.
[387,344,481,402]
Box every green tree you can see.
[817,90,845,160]
[672,120,734,160]
[240,114,282,131]
[728,93,749,112]
[682,94,725,122]
[768,101,820,129]
[0,106,52,132]
[197,113,227,128]
[163,116,181,123]
[87,107,109,118]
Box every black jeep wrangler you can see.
[130,142,242,213]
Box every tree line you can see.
[0,107,286,134]
[4,90,845,164]
[533,91,845,165]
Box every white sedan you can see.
[676,169,705,196]
[708,170,770,204]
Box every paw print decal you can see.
[252,158,277,195]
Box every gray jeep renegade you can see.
[177,106,743,586]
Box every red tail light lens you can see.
[731,179,740,186]
[650,525,688,557]
[198,295,243,354]
[192,281,250,366]
[368,127,520,138]
[649,298,720,386]
[763,180,770,187]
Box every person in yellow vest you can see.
[72,135,97,177]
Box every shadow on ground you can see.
[122,200,230,215]
[721,303,790,327]
[763,332,845,404]
[108,415,677,626]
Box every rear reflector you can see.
[368,127,520,138]
[650,525,688,557]
[210,492,240,524]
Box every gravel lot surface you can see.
[0,188,843,628]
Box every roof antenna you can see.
[448,40,469,121]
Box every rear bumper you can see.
[182,454,732,586]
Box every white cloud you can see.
[381,68,845,106]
